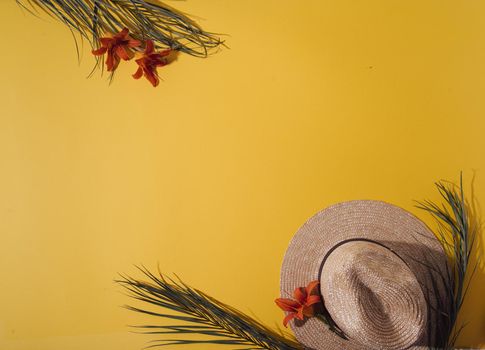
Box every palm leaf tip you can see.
[116,266,302,350]
[19,0,225,58]
[416,174,479,349]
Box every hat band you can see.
[318,238,404,277]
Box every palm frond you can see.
[18,0,224,57]
[416,174,479,349]
[117,266,302,350]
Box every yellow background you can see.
[1,1,484,349]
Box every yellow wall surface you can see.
[1,1,484,349]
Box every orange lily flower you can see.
[92,28,141,71]
[275,280,322,327]
[132,40,171,87]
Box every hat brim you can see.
[280,200,449,350]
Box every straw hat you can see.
[280,200,450,350]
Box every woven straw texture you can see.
[280,200,449,350]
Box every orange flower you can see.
[275,280,322,327]
[92,28,141,71]
[132,40,171,87]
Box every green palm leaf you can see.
[416,174,479,349]
[17,0,223,57]
[117,266,302,350]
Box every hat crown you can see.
[320,240,427,350]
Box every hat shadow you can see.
[361,238,482,349]
[385,239,453,348]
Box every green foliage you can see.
[417,174,478,349]
[117,266,302,350]
[17,0,223,57]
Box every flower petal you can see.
[117,27,129,39]
[305,295,322,306]
[296,307,305,320]
[159,49,171,57]
[128,39,142,48]
[275,298,299,312]
[116,45,131,61]
[283,313,296,327]
[106,52,115,71]
[100,37,113,47]
[92,46,107,56]
[294,287,307,304]
[306,280,320,295]
[302,304,316,317]
[145,69,159,87]
[145,40,155,54]
[106,52,121,72]
[132,67,143,80]
[156,59,168,68]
